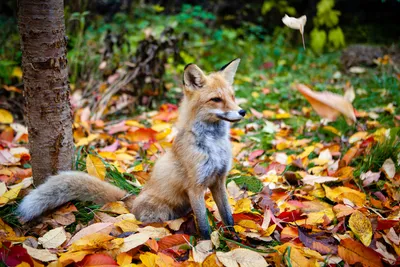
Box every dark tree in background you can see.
[18,0,73,185]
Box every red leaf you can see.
[0,243,34,267]
[377,219,399,230]
[157,234,191,251]
[277,210,305,222]
[76,254,118,267]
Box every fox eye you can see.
[210,97,223,103]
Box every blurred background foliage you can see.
[0,0,399,116]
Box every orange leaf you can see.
[76,254,118,267]
[127,128,158,142]
[157,234,190,251]
[338,238,383,267]
[296,84,356,124]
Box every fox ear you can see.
[183,64,206,90]
[220,58,240,85]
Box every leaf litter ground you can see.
[0,50,399,266]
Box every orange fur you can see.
[18,59,245,239]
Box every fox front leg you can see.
[188,188,211,239]
[210,179,234,228]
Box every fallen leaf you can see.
[23,244,57,262]
[296,84,356,125]
[86,155,106,180]
[157,234,190,251]
[0,185,22,206]
[360,171,381,186]
[119,232,150,253]
[381,158,395,179]
[298,227,338,255]
[282,14,307,49]
[139,252,159,267]
[323,184,366,206]
[0,109,14,124]
[116,252,132,266]
[137,226,170,239]
[338,238,383,267]
[302,175,338,185]
[216,248,268,267]
[192,240,213,263]
[349,66,366,74]
[76,254,118,267]
[67,222,113,246]
[348,211,372,247]
[38,227,67,249]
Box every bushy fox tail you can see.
[17,171,127,222]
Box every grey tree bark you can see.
[18,0,74,185]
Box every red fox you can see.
[18,59,246,239]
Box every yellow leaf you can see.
[349,211,372,246]
[75,133,99,146]
[275,112,291,119]
[155,128,172,140]
[12,67,22,78]
[297,146,315,159]
[234,198,252,213]
[349,132,368,144]
[101,201,130,214]
[323,184,366,206]
[16,263,31,267]
[238,220,260,230]
[58,250,92,267]
[116,153,135,161]
[263,224,276,236]
[86,155,106,180]
[115,218,141,232]
[276,244,316,267]
[322,126,341,135]
[69,233,114,251]
[98,151,117,160]
[117,253,133,266]
[140,252,159,267]
[0,185,22,206]
[151,122,172,132]
[0,109,13,124]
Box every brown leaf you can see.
[338,238,383,267]
[296,84,356,124]
[298,227,338,255]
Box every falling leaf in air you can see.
[282,14,307,49]
[296,84,357,125]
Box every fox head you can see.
[182,58,246,123]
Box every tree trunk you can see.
[18,0,74,185]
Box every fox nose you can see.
[238,109,246,117]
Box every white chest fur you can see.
[193,121,232,185]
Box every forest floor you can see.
[0,47,400,266]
